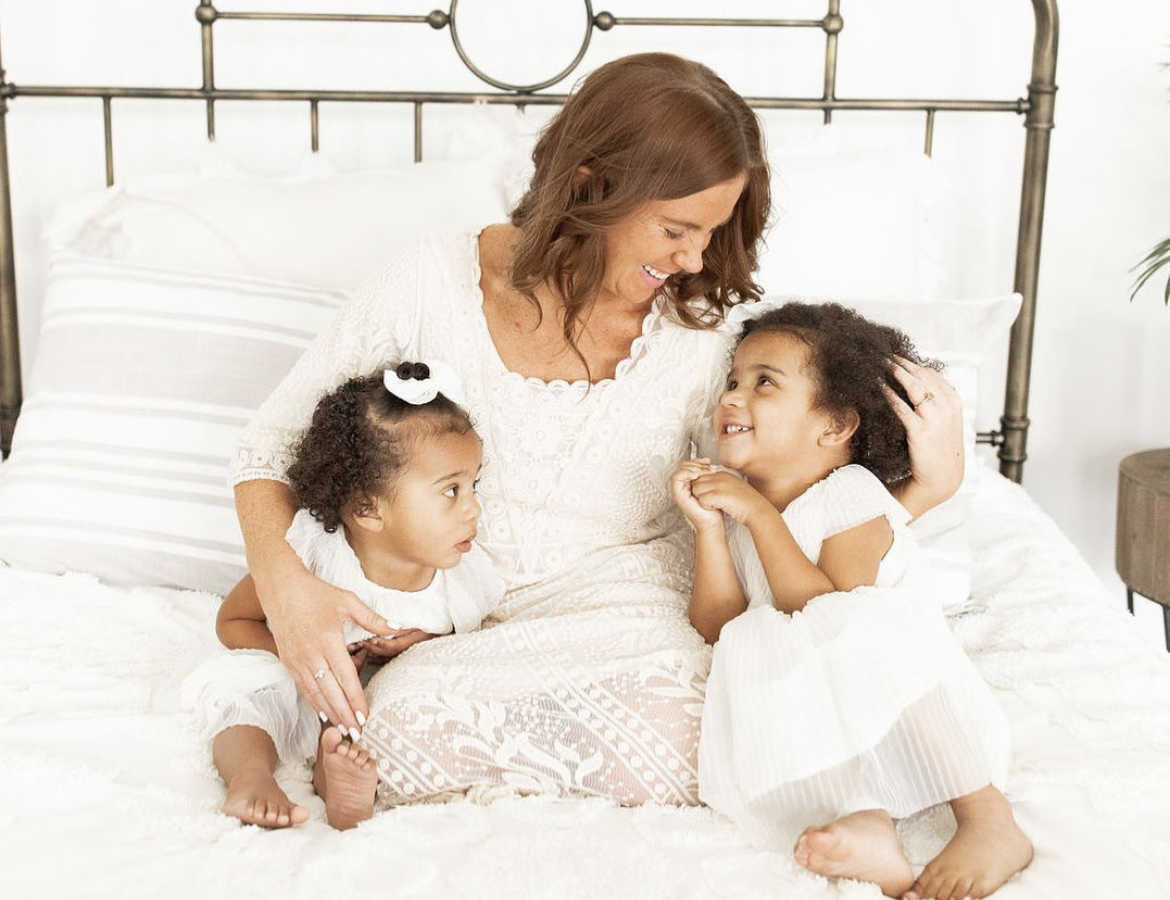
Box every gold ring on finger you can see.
[912,391,935,410]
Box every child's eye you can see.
[473,478,481,492]
[443,485,458,498]
[757,376,773,388]
[664,227,683,240]
[725,378,738,391]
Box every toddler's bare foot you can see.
[222,769,308,828]
[794,809,915,898]
[313,726,377,830]
[904,786,1032,900]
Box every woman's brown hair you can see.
[509,53,770,368]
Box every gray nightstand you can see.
[1117,449,1170,651]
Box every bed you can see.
[2,3,1170,899]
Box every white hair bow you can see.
[382,359,466,407]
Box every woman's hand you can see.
[671,459,724,532]
[259,566,392,733]
[883,357,965,518]
[688,470,770,526]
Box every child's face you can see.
[375,429,484,570]
[713,331,834,479]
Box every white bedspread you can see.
[3,472,1169,899]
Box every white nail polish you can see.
[356,711,367,726]
[318,711,328,724]
[351,728,363,742]
[337,724,349,739]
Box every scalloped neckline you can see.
[468,231,664,392]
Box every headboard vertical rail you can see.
[1000,0,1059,482]
[0,32,18,459]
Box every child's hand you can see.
[359,629,442,665]
[671,458,724,532]
[689,471,770,526]
[347,641,371,670]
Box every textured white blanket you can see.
[3,473,1169,899]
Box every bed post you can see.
[1000,0,1059,483]
[0,29,19,460]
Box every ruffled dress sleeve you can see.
[231,239,425,485]
[444,544,507,634]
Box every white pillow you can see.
[0,256,345,593]
[48,116,955,301]
[46,157,513,293]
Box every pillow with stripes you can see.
[0,255,344,594]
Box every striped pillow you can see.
[0,256,343,594]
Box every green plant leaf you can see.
[1130,237,1170,304]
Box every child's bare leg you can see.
[794,808,914,897]
[904,785,1032,900]
[312,726,377,830]
[212,725,308,828]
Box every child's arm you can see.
[689,472,893,614]
[747,504,892,611]
[671,460,747,643]
[690,523,748,644]
[216,574,279,655]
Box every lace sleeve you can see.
[231,241,424,485]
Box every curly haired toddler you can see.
[672,303,1032,899]
[182,362,503,830]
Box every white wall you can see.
[2,1,1168,637]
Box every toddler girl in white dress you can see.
[182,361,504,829]
[672,303,1032,899]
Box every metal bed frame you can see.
[0,1,1059,482]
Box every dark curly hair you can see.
[286,366,475,533]
[737,302,940,487]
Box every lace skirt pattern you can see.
[361,537,712,806]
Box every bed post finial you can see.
[0,26,21,459]
[1000,0,1059,483]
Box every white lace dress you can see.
[699,465,1010,846]
[181,508,505,763]
[231,232,734,805]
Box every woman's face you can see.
[600,172,748,309]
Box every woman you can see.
[232,53,962,807]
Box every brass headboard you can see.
[0,1,1059,482]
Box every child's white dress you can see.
[181,509,506,762]
[698,465,1010,846]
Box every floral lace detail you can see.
[235,231,738,805]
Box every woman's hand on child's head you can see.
[882,357,964,517]
[671,459,724,532]
[360,629,441,664]
[688,470,769,526]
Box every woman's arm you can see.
[235,479,391,732]
[232,254,423,732]
[215,573,278,655]
[883,359,965,519]
[689,523,748,644]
